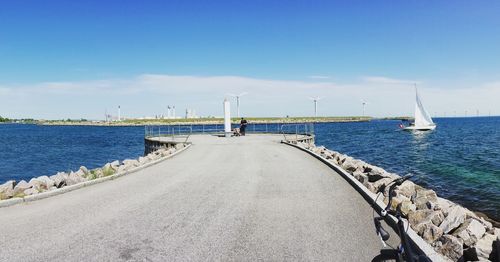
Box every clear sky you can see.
[1,0,499,119]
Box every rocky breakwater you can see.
[296,142,499,262]
[0,144,187,204]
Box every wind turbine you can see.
[228,92,248,118]
[309,96,323,117]
[361,99,369,117]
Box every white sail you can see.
[414,88,434,127]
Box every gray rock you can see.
[440,205,467,234]
[477,217,494,234]
[438,235,463,261]
[138,156,149,164]
[13,180,31,196]
[475,233,496,260]
[110,160,120,167]
[49,172,68,188]
[36,175,55,190]
[79,166,89,175]
[396,181,416,198]
[436,197,454,215]
[413,188,438,210]
[123,159,140,167]
[399,200,416,217]
[453,218,486,247]
[353,171,368,184]
[23,188,39,195]
[0,180,16,199]
[409,209,434,226]
[341,158,366,173]
[417,223,444,244]
[384,195,410,212]
[75,168,87,179]
[65,171,87,186]
[28,178,43,190]
[430,210,445,226]
[365,167,389,182]
[103,163,112,170]
[117,165,129,173]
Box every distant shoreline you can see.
[37,116,373,126]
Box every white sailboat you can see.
[402,85,436,131]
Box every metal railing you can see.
[145,123,314,143]
[280,123,314,143]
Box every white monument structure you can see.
[224,98,231,137]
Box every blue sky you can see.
[1,1,500,119]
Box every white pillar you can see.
[224,98,231,137]
[118,106,121,121]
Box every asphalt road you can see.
[0,134,389,261]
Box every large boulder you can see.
[32,176,55,191]
[399,200,417,217]
[396,181,416,199]
[436,197,454,214]
[23,187,39,196]
[453,218,486,247]
[438,235,463,261]
[110,160,120,168]
[75,166,90,179]
[0,180,16,199]
[49,172,68,188]
[409,209,434,226]
[122,159,139,167]
[65,171,87,186]
[353,171,368,184]
[409,209,444,228]
[29,177,46,191]
[13,180,31,196]
[341,158,366,173]
[366,169,398,183]
[412,187,438,210]
[474,233,497,260]
[116,165,129,173]
[439,205,467,234]
[415,222,444,244]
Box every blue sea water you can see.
[0,124,145,181]
[0,118,499,220]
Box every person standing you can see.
[240,117,248,136]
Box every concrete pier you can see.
[0,134,391,261]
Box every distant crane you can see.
[228,92,248,118]
[309,96,323,117]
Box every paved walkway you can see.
[0,134,387,261]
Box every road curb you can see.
[282,141,447,262]
[2,144,192,207]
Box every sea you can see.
[0,117,499,221]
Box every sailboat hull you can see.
[402,125,436,131]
